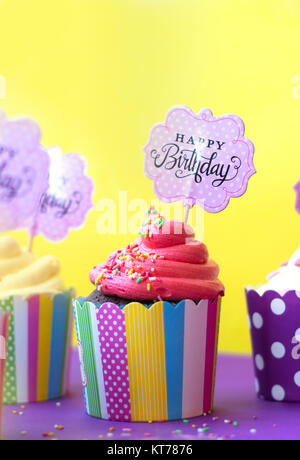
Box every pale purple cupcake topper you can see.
[295,179,300,214]
[30,146,94,242]
[0,111,50,232]
[143,106,256,217]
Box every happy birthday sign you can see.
[30,147,94,242]
[0,112,49,231]
[143,106,255,213]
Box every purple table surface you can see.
[3,348,300,441]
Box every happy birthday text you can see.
[150,133,241,186]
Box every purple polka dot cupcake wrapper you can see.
[245,288,300,402]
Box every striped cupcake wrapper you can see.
[0,309,9,438]
[74,296,221,422]
[0,290,74,404]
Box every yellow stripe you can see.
[125,302,168,421]
[146,307,155,420]
[37,295,53,401]
[125,304,134,419]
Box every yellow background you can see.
[0,0,299,353]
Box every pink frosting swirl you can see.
[89,211,224,302]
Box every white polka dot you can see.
[252,313,263,329]
[295,329,300,342]
[254,378,260,393]
[270,299,286,315]
[271,342,285,359]
[271,385,285,401]
[255,354,264,370]
[294,371,300,387]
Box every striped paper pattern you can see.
[74,296,221,422]
[1,290,73,404]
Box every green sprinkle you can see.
[203,427,210,432]
[158,222,164,229]
[233,421,238,427]
[183,419,189,423]
[136,277,142,284]
[175,429,182,434]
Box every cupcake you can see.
[245,247,300,402]
[74,208,224,421]
[0,309,9,438]
[0,236,73,404]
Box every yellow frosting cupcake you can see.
[0,236,64,299]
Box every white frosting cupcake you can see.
[256,247,300,295]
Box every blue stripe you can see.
[163,300,185,420]
[48,293,69,400]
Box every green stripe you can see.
[59,290,72,395]
[0,297,17,404]
[76,302,101,418]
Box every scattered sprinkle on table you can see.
[54,424,64,431]
[42,432,55,438]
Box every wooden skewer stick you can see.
[184,205,191,224]
[28,234,35,252]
